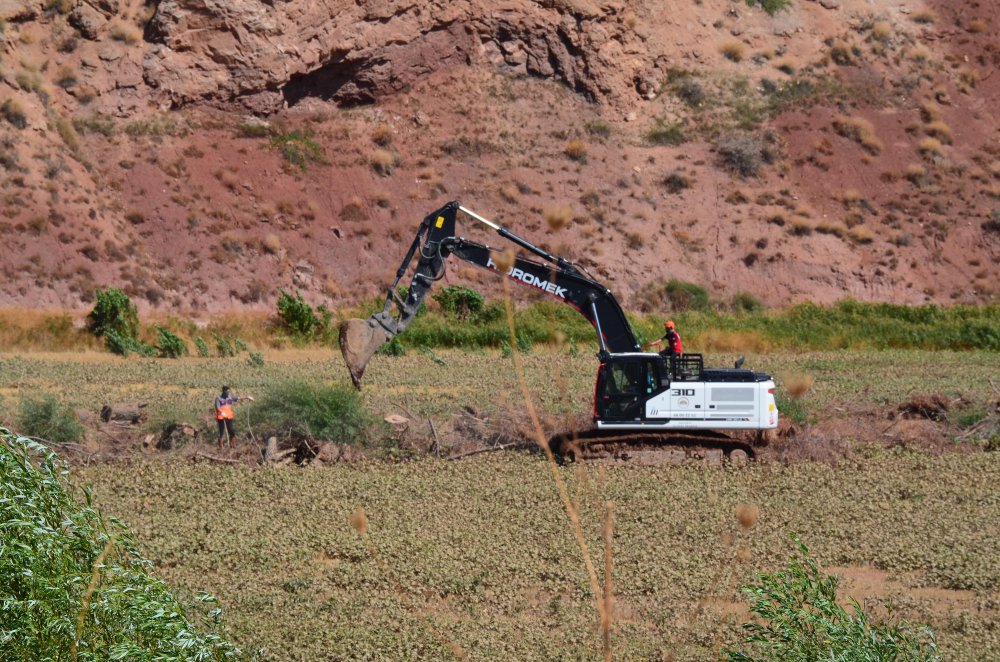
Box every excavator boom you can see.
[340,201,640,387]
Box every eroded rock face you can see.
[144,0,652,111]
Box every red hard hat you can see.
[665,320,675,329]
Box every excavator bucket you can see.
[339,318,390,389]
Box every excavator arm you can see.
[339,201,640,387]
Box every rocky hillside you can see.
[0,0,997,312]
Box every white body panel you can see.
[597,379,778,431]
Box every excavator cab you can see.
[596,356,666,421]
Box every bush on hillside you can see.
[725,535,939,660]
[16,394,83,444]
[432,285,485,320]
[636,279,711,313]
[0,430,239,660]
[745,0,792,15]
[155,325,187,358]
[252,381,374,445]
[87,288,139,340]
[276,289,333,341]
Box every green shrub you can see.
[252,381,374,445]
[214,333,235,358]
[585,120,611,138]
[270,130,327,170]
[729,292,765,314]
[774,393,808,425]
[745,0,792,15]
[646,119,687,146]
[725,535,938,661]
[247,350,265,367]
[155,325,187,358]
[194,337,210,357]
[87,288,139,339]
[105,329,155,357]
[16,395,83,444]
[663,279,711,312]
[0,430,239,660]
[276,288,332,341]
[432,285,485,319]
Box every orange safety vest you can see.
[215,396,235,420]
[667,330,683,354]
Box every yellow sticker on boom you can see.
[435,216,445,228]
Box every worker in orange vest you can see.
[645,320,684,358]
[215,385,254,449]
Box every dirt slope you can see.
[0,0,997,312]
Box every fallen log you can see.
[100,402,148,425]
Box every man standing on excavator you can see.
[645,320,683,359]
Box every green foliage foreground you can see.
[0,429,240,661]
[726,536,939,661]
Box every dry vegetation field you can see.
[2,348,999,659]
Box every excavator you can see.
[340,201,778,461]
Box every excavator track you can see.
[549,429,755,465]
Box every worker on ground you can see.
[215,385,254,449]
[646,320,684,360]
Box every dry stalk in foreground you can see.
[349,507,466,660]
[71,533,117,662]
[500,277,612,659]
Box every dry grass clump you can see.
[720,40,746,63]
[261,233,282,255]
[736,504,760,530]
[371,124,392,146]
[870,21,893,42]
[543,205,572,231]
[789,219,812,236]
[918,137,944,158]
[2,99,28,129]
[340,197,367,221]
[924,120,952,144]
[984,184,1000,200]
[564,139,588,162]
[215,169,238,191]
[833,116,883,155]
[919,100,942,123]
[815,222,847,239]
[909,45,931,64]
[911,10,935,24]
[829,39,855,65]
[847,225,875,244]
[774,57,797,75]
[499,184,520,203]
[967,18,987,34]
[109,21,142,44]
[370,149,395,176]
[904,163,926,183]
[781,371,814,398]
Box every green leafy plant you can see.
[247,350,265,367]
[252,381,374,446]
[0,430,239,660]
[646,119,687,146]
[726,535,939,661]
[270,130,327,170]
[745,0,792,15]
[87,288,139,340]
[155,325,187,358]
[432,285,485,320]
[276,289,332,341]
[214,333,235,358]
[105,329,155,357]
[16,395,83,443]
[194,337,210,357]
